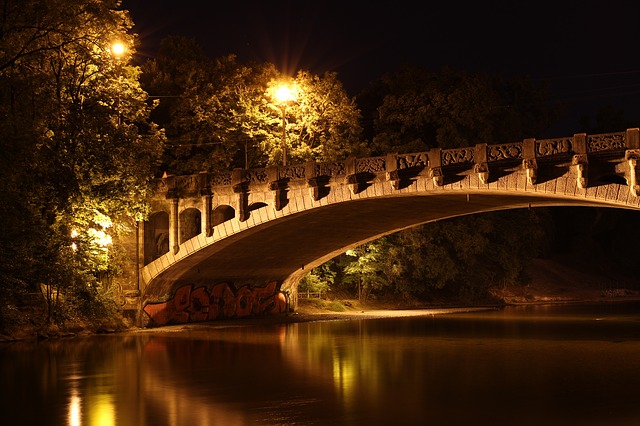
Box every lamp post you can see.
[110,41,126,125]
[275,85,294,166]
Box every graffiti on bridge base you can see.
[143,281,287,326]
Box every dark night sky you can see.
[121,0,640,136]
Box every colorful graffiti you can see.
[143,281,287,326]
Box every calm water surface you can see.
[2,301,640,426]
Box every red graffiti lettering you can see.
[144,281,286,326]
[252,281,285,314]
[189,286,210,322]
[235,286,253,317]
[143,285,192,326]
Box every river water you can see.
[1,301,639,426]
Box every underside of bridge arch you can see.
[141,191,635,314]
[143,211,169,265]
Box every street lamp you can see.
[110,41,126,58]
[110,41,126,125]
[275,85,295,166]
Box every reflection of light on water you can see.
[332,349,356,404]
[68,388,81,426]
[67,389,116,426]
[65,370,116,426]
[87,393,115,426]
[143,368,247,426]
[283,323,363,408]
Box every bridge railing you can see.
[153,128,640,199]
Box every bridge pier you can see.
[626,152,640,196]
[523,138,538,185]
[571,133,589,189]
[169,198,179,254]
[625,128,640,196]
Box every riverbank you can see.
[132,257,640,332]
[131,293,640,335]
[3,292,638,342]
[139,303,497,333]
[2,258,638,342]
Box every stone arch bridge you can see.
[124,129,640,327]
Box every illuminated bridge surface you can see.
[134,129,640,326]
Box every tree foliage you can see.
[305,66,559,304]
[274,70,369,163]
[359,65,558,154]
[342,240,394,302]
[315,209,552,304]
[384,210,552,301]
[0,0,163,324]
[298,262,336,296]
[141,38,367,174]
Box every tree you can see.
[141,39,367,174]
[301,66,560,304]
[141,38,249,174]
[360,65,558,154]
[0,0,163,326]
[342,240,393,302]
[383,210,552,302]
[267,70,369,164]
[298,262,336,297]
[360,66,558,302]
[578,104,636,135]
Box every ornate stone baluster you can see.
[571,133,588,189]
[267,166,287,211]
[428,148,443,186]
[522,138,538,185]
[232,168,249,221]
[626,151,640,197]
[306,161,320,201]
[625,128,640,197]
[385,153,401,190]
[199,172,212,237]
[474,143,489,184]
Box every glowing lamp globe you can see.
[110,42,126,58]
[275,85,294,104]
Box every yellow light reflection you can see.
[67,383,117,426]
[93,212,112,230]
[332,353,356,401]
[88,393,115,426]
[68,388,81,426]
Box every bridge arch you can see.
[135,129,640,326]
[143,211,169,265]
[212,205,235,228]
[179,207,201,244]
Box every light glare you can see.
[275,85,294,104]
[110,42,126,57]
